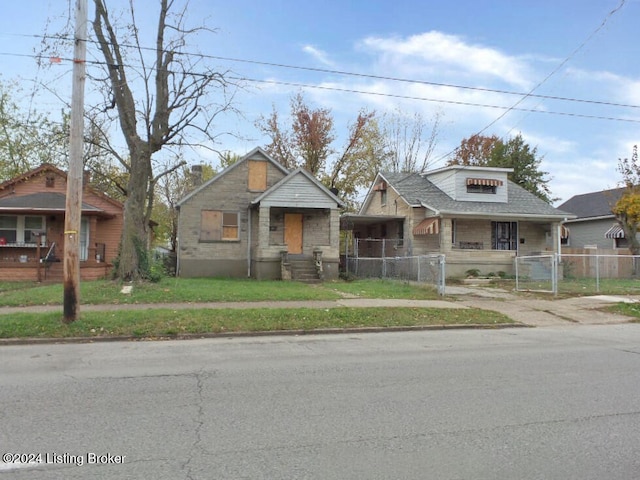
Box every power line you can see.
[236,76,640,124]
[1,50,639,125]
[477,0,627,136]
[2,31,640,110]
[431,0,628,165]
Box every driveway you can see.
[447,286,637,327]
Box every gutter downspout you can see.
[247,206,252,277]
[175,206,181,276]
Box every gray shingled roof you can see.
[0,192,104,213]
[556,187,624,219]
[380,172,573,218]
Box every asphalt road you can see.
[1,325,640,479]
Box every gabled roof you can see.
[0,163,124,210]
[0,192,111,216]
[250,167,344,208]
[0,163,65,191]
[177,147,289,207]
[364,171,573,220]
[557,187,625,220]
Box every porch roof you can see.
[0,192,113,217]
[413,217,440,235]
[340,213,404,230]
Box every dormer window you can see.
[466,178,502,194]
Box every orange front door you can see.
[284,213,303,254]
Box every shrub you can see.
[465,268,481,278]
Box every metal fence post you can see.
[439,254,446,296]
[552,253,558,296]
[515,257,519,291]
[595,254,600,293]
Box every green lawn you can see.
[0,278,442,307]
[606,303,640,322]
[0,278,517,340]
[0,307,514,339]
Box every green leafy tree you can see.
[218,151,242,170]
[0,81,68,180]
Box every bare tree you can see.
[380,110,442,173]
[91,0,237,280]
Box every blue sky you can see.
[0,0,639,205]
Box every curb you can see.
[0,322,530,346]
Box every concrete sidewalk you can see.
[446,286,637,327]
[0,286,636,328]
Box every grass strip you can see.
[0,278,442,307]
[0,307,514,339]
[605,303,640,322]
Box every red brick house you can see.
[0,164,124,281]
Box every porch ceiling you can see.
[340,214,405,230]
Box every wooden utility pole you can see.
[63,0,88,323]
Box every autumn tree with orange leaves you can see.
[256,93,384,209]
[612,145,640,258]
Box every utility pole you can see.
[63,0,88,323]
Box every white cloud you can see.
[302,44,335,67]
[359,31,534,90]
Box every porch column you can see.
[440,218,453,254]
[257,205,271,257]
[329,209,340,256]
[88,216,98,262]
[551,221,560,254]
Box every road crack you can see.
[182,369,207,480]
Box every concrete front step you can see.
[289,257,321,283]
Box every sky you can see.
[0,0,639,206]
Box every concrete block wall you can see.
[178,159,287,277]
[454,219,492,248]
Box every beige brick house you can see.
[176,147,344,281]
[342,166,575,277]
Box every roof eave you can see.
[437,210,577,221]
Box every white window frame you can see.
[0,215,46,246]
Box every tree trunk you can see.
[117,145,151,280]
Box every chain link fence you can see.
[515,253,640,295]
[342,239,445,294]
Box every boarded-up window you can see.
[200,210,222,241]
[222,212,239,240]
[248,160,267,191]
[200,210,239,241]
